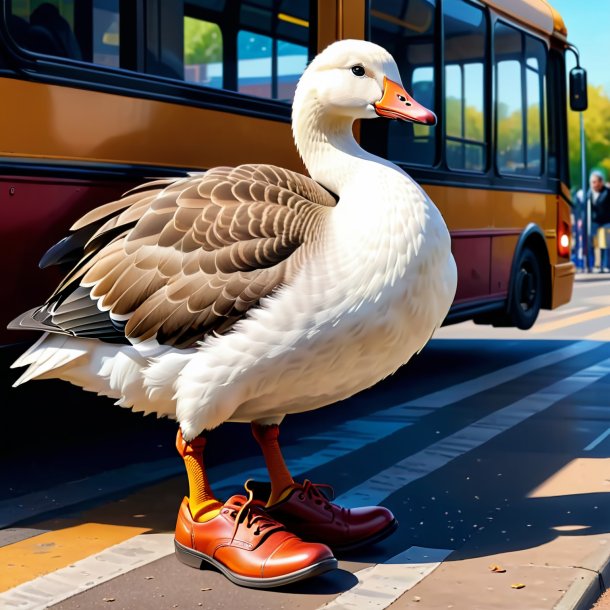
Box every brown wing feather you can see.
[18,165,335,347]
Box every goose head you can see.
[292,39,436,188]
[294,39,436,125]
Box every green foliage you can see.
[568,85,610,188]
[445,97,484,141]
[184,17,222,65]
[497,102,523,154]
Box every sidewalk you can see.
[575,272,610,282]
[391,456,610,610]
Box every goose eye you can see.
[350,65,365,77]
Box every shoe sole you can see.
[330,517,399,553]
[174,539,338,589]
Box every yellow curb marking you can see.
[0,523,149,592]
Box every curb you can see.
[574,274,610,282]
[554,544,610,610]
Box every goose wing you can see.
[10,164,336,348]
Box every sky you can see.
[551,0,610,94]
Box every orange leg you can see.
[176,429,223,522]
[251,423,295,505]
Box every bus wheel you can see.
[505,247,542,330]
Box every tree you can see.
[184,17,222,65]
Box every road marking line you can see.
[0,523,150,592]
[532,305,610,334]
[553,306,588,316]
[319,546,452,610]
[584,427,610,451]
[336,357,610,508]
[1,341,601,529]
[400,340,599,409]
[0,533,173,610]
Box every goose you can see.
[9,39,457,588]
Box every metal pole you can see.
[581,112,589,272]
[565,44,588,272]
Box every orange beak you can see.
[374,76,437,125]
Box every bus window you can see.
[238,32,309,101]
[238,30,273,98]
[277,40,308,101]
[184,17,223,89]
[525,36,546,175]
[93,0,119,67]
[7,0,120,67]
[237,1,309,101]
[495,24,547,176]
[369,0,438,167]
[443,0,487,172]
[547,49,567,181]
[184,0,309,101]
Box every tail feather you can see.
[11,334,88,386]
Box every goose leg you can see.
[251,422,294,505]
[250,422,398,552]
[175,429,223,522]
[174,426,337,586]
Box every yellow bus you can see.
[1,0,578,344]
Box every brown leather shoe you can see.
[174,492,337,588]
[249,480,398,552]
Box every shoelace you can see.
[229,489,283,544]
[299,480,338,512]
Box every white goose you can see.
[10,39,457,587]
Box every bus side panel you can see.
[0,78,304,174]
[490,234,517,297]
[2,175,136,344]
[450,234,491,302]
[340,0,366,40]
[551,196,575,308]
[424,184,494,305]
[552,262,575,308]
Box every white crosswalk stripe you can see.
[337,357,610,507]
[318,547,452,610]
[0,534,174,609]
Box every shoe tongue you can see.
[224,495,248,510]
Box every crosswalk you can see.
[1,338,609,609]
[320,547,452,610]
[337,355,610,507]
[1,534,173,609]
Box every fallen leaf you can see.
[511,583,526,589]
[489,564,506,573]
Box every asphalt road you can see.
[1,275,609,610]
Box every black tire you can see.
[504,246,542,330]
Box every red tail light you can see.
[558,219,571,258]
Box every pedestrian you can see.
[588,170,610,272]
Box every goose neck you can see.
[292,103,375,196]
